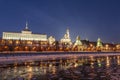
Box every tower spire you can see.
[66,28,70,39]
[25,21,28,30]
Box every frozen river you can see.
[0,52,120,80]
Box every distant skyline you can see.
[0,0,120,43]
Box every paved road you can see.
[0,52,120,64]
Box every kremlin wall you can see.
[0,22,120,52]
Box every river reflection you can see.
[0,55,120,80]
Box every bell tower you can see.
[66,28,70,39]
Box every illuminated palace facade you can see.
[2,22,47,41]
[0,23,120,52]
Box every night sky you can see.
[0,0,120,43]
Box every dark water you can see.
[0,55,120,80]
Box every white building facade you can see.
[60,29,72,45]
[2,23,47,41]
